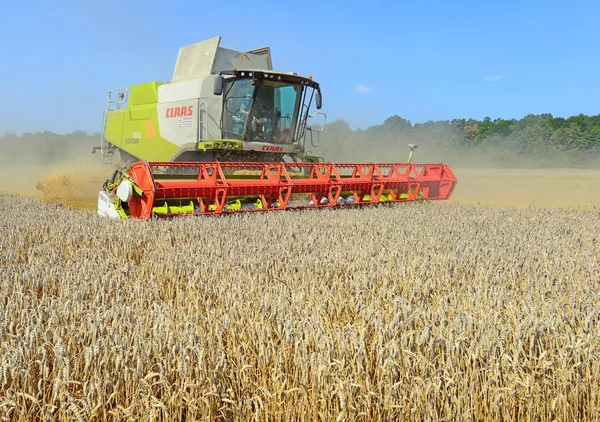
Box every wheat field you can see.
[1,190,599,421]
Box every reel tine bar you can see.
[125,161,457,219]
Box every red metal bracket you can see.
[125,161,457,219]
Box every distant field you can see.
[451,167,600,210]
[1,193,599,420]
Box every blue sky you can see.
[1,0,599,134]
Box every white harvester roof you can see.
[172,36,273,83]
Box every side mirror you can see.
[315,90,322,110]
[214,76,224,96]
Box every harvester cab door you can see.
[241,78,302,151]
[221,78,254,140]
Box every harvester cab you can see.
[93,36,325,165]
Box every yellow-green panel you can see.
[106,106,178,162]
[105,80,180,162]
[129,82,165,106]
[105,110,125,143]
[129,104,154,120]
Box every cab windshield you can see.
[222,77,302,144]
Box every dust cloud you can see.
[450,167,600,210]
[0,142,113,211]
[34,164,112,210]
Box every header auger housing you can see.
[96,36,457,219]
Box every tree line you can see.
[318,113,600,167]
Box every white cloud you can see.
[484,75,502,82]
[356,85,373,93]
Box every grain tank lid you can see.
[172,36,273,83]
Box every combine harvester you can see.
[95,37,457,219]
